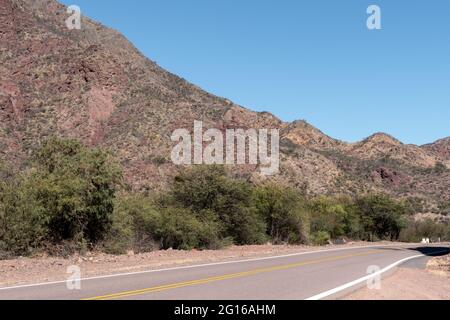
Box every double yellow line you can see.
[83,249,379,300]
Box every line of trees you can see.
[1,138,449,258]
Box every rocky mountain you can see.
[0,0,449,214]
[423,137,450,162]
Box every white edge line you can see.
[305,248,450,300]
[0,243,441,292]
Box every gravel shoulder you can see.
[0,241,398,288]
[344,253,450,300]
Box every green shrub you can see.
[104,196,225,253]
[399,218,449,242]
[211,178,267,245]
[158,207,221,250]
[193,210,228,249]
[103,195,161,254]
[33,137,122,246]
[223,206,268,245]
[171,165,267,245]
[0,137,124,258]
[310,196,346,239]
[0,175,48,257]
[356,194,407,241]
[253,183,309,244]
[172,165,227,212]
[309,196,362,240]
[310,231,331,246]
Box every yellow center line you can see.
[83,250,380,300]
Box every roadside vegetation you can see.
[1,138,449,259]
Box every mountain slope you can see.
[423,137,450,163]
[0,0,449,213]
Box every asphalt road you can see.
[0,244,448,300]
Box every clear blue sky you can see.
[60,0,450,145]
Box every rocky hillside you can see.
[0,0,449,215]
[423,137,450,162]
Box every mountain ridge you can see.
[1,0,449,214]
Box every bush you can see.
[399,218,449,243]
[0,175,48,257]
[310,197,345,239]
[172,165,227,212]
[310,231,331,246]
[103,195,161,254]
[221,206,267,245]
[211,178,267,245]
[0,138,124,257]
[356,194,407,241]
[33,137,122,246]
[104,196,224,253]
[171,165,267,245]
[339,197,364,238]
[309,196,362,240]
[253,183,309,244]
[158,207,221,250]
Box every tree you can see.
[400,218,449,242]
[104,195,162,254]
[171,165,267,245]
[309,196,346,239]
[0,174,48,257]
[172,165,227,212]
[356,194,407,241]
[33,137,122,246]
[309,196,362,240]
[157,207,222,250]
[253,183,309,244]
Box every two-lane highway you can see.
[0,244,448,300]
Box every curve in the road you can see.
[305,248,450,300]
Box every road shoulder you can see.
[343,254,450,300]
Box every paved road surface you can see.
[0,244,448,300]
